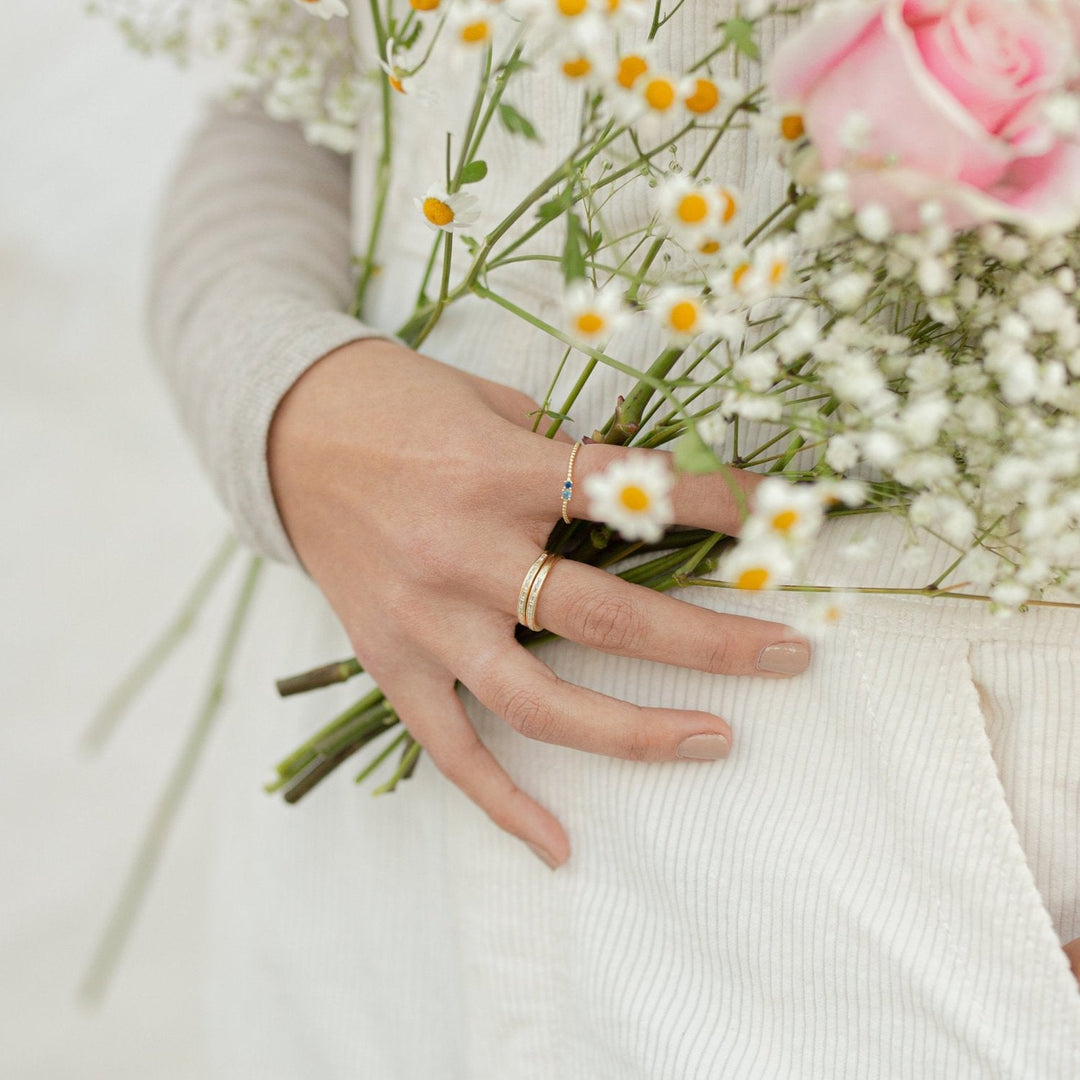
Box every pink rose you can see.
[769,0,1080,232]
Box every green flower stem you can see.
[471,284,690,418]
[492,121,695,270]
[80,554,263,1005]
[82,533,239,752]
[549,356,598,439]
[599,346,685,443]
[372,736,422,795]
[271,684,386,781]
[411,231,455,349]
[314,703,397,759]
[282,741,368,805]
[677,578,1080,609]
[353,729,410,785]
[371,734,421,794]
[452,45,494,189]
[275,657,364,698]
[463,40,525,170]
[354,54,394,317]
[534,345,574,434]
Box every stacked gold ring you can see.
[516,552,562,632]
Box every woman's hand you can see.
[268,338,811,868]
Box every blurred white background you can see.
[1,4,239,1074]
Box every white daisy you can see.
[648,287,714,343]
[564,283,630,347]
[656,176,724,246]
[414,184,481,232]
[742,479,824,546]
[720,537,795,591]
[583,455,674,543]
[446,0,497,50]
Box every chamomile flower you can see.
[446,1,497,50]
[681,76,723,117]
[743,479,824,546]
[564,283,630,347]
[720,538,794,591]
[612,51,650,91]
[583,455,674,543]
[656,176,723,245]
[648,287,714,342]
[292,0,348,18]
[415,184,481,232]
[512,0,607,50]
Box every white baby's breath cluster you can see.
[92,0,366,151]
[706,167,1080,606]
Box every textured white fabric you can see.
[148,3,1080,1075]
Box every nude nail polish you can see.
[757,641,810,675]
[676,733,731,760]
[527,842,560,870]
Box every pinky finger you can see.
[390,674,570,869]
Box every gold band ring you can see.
[517,552,562,632]
[561,441,583,525]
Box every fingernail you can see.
[757,641,810,675]
[676,733,731,760]
[527,842,560,870]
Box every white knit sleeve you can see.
[147,102,379,565]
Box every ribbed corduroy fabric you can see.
[148,3,1080,1075]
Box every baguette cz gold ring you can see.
[516,552,562,632]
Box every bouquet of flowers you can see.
[84,0,1080,992]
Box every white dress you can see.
[150,4,1080,1075]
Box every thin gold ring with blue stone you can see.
[561,441,583,524]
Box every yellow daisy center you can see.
[423,197,455,227]
[409,0,440,9]
[616,54,648,89]
[769,259,788,285]
[575,311,605,336]
[607,0,620,10]
[619,485,651,512]
[780,113,805,141]
[644,78,676,112]
[698,239,721,255]
[669,301,700,334]
[677,193,709,224]
[562,56,592,79]
[771,509,798,533]
[684,78,720,115]
[732,262,751,288]
[557,0,588,15]
[460,19,490,42]
[736,566,770,590]
[388,73,406,94]
[719,189,737,224]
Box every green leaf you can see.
[537,189,573,222]
[673,427,723,475]
[561,212,587,284]
[498,102,539,140]
[720,17,760,61]
[498,56,531,78]
[459,159,488,184]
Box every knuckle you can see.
[501,685,557,743]
[621,715,653,762]
[570,590,648,654]
[702,632,735,674]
